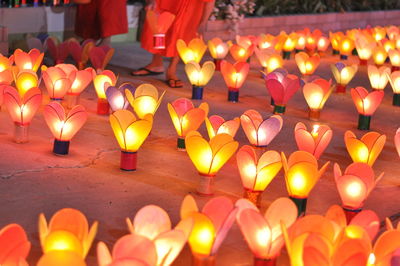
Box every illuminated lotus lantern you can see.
[334,162,384,223]
[282,33,298,59]
[126,83,166,118]
[273,32,287,52]
[146,9,175,49]
[236,145,282,207]
[42,66,74,101]
[317,36,330,55]
[44,102,88,155]
[368,65,390,91]
[331,62,358,93]
[383,39,396,54]
[373,26,386,42]
[46,37,69,65]
[105,83,135,112]
[167,98,208,150]
[208,38,229,71]
[388,71,400,106]
[240,110,283,147]
[14,70,39,96]
[295,52,320,77]
[339,37,355,60]
[295,33,306,52]
[65,67,94,108]
[344,130,386,167]
[205,115,240,139]
[329,31,344,55]
[124,205,191,266]
[38,251,86,266]
[176,38,207,64]
[305,29,323,53]
[229,43,253,62]
[89,45,115,72]
[265,72,301,114]
[97,234,157,266]
[39,208,98,261]
[13,48,44,72]
[3,86,42,143]
[220,60,249,102]
[294,123,332,160]
[236,197,297,265]
[93,70,117,115]
[258,34,277,50]
[263,68,288,105]
[281,151,330,216]
[386,25,400,40]
[355,34,376,65]
[0,223,30,265]
[0,54,13,85]
[68,38,95,70]
[184,61,215,100]
[186,131,238,195]
[254,48,283,74]
[350,87,384,130]
[372,46,388,66]
[181,195,238,265]
[237,35,258,48]
[388,49,400,71]
[303,78,333,120]
[109,110,153,171]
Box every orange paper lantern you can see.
[350,87,384,130]
[146,9,176,49]
[220,61,250,102]
[93,70,117,115]
[205,115,240,139]
[303,78,333,120]
[295,52,320,76]
[294,122,332,160]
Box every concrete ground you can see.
[0,42,399,265]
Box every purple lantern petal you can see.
[335,62,346,72]
[119,82,136,95]
[106,86,128,111]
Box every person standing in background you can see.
[75,0,128,46]
[132,0,215,88]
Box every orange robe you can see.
[141,0,211,57]
[75,0,128,40]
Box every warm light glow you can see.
[346,182,362,197]
[372,46,388,65]
[177,38,207,64]
[230,44,253,62]
[368,253,376,265]
[220,61,249,89]
[205,115,240,139]
[188,213,215,256]
[185,61,215,87]
[256,229,270,247]
[14,48,44,72]
[311,125,319,138]
[350,87,384,116]
[15,71,39,96]
[295,52,320,75]
[331,63,358,85]
[44,231,83,255]
[303,79,333,111]
[94,74,114,99]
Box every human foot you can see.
[131,64,164,76]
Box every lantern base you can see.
[243,189,262,208]
[295,49,304,54]
[97,98,110,115]
[120,151,137,171]
[392,66,400,72]
[14,123,29,143]
[393,94,400,106]
[66,94,80,109]
[332,49,339,55]
[177,137,186,151]
[77,61,85,70]
[340,54,348,60]
[270,97,275,106]
[289,196,307,217]
[192,86,204,100]
[192,254,216,266]
[50,97,63,102]
[282,51,291,60]
[197,174,215,196]
[336,84,346,93]
[254,257,277,266]
[308,108,320,121]
[228,90,239,103]
[343,206,362,224]
[153,34,166,49]
[214,59,222,71]
[53,139,70,155]
[273,105,286,115]
[358,114,371,130]
[359,59,368,66]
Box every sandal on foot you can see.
[166,79,183,88]
[131,67,164,76]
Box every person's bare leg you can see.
[166,56,182,87]
[132,54,164,75]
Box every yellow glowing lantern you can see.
[44,102,88,155]
[339,37,355,59]
[350,87,384,130]
[208,38,229,71]
[237,198,297,263]
[39,208,98,258]
[373,26,386,42]
[331,62,358,93]
[383,39,396,54]
[274,32,287,52]
[334,162,384,222]
[388,49,400,71]
[13,48,44,72]
[126,83,166,118]
[185,61,215,100]
[240,110,283,147]
[42,66,73,100]
[282,33,298,59]
[14,70,39,97]
[186,131,238,195]
[330,31,344,55]
[220,61,250,102]
[3,86,42,143]
[168,98,208,150]
[176,38,207,64]
[372,46,388,66]
[229,43,253,62]
[205,115,240,139]
[387,71,400,106]
[93,70,117,115]
[0,54,13,85]
[303,78,333,120]
[368,65,390,91]
[109,110,153,171]
[295,52,320,76]
[281,151,330,216]
[294,122,333,160]
[236,145,282,206]
[254,48,283,74]
[344,130,386,166]
[0,223,31,265]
